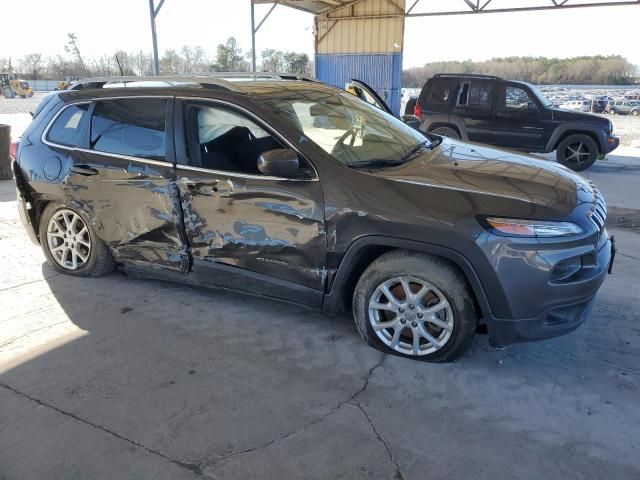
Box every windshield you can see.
[527,83,553,108]
[261,89,430,168]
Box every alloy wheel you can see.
[368,276,454,356]
[47,209,91,270]
[564,142,591,167]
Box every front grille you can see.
[588,180,607,234]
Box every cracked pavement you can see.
[1,176,640,479]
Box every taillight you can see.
[414,104,422,117]
[10,142,18,160]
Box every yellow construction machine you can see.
[0,73,34,98]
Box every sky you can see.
[1,0,639,69]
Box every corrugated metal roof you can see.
[252,0,359,15]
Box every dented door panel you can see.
[176,167,327,295]
[64,149,189,271]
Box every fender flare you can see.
[420,115,469,141]
[322,235,493,319]
[545,123,607,153]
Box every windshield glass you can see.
[527,83,553,107]
[261,89,429,168]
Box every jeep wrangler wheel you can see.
[353,251,476,362]
[429,126,460,139]
[556,134,598,172]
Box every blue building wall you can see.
[315,53,403,116]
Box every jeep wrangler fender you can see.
[545,123,606,154]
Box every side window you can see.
[47,104,90,147]
[90,99,167,161]
[503,86,535,110]
[423,78,455,105]
[457,81,492,108]
[185,104,294,176]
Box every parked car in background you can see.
[12,74,614,362]
[606,99,640,116]
[589,96,609,113]
[560,100,591,112]
[414,74,619,171]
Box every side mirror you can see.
[257,149,300,178]
[401,115,422,130]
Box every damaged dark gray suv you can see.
[13,74,615,362]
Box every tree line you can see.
[0,34,312,80]
[402,55,638,87]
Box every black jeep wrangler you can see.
[414,74,619,171]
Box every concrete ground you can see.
[1,162,640,478]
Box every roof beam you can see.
[406,0,640,16]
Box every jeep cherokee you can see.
[12,74,615,362]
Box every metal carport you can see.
[147,0,640,114]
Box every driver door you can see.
[174,99,327,307]
[348,79,395,116]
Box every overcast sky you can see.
[1,0,639,69]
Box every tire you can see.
[3,87,15,99]
[429,126,460,139]
[632,109,639,117]
[353,250,477,362]
[404,97,417,116]
[610,109,616,115]
[556,133,598,172]
[40,202,114,277]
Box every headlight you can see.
[484,217,585,237]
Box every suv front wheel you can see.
[556,134,598,172]
[353,251,476,362]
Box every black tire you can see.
[429,126,460,139]
[353,250,477,363]
[632,110,639,117]
[610,109,616,115]
[556,133,598,172]
[404,97,417,116]
[3,87,15,99]
[40,202,114,277]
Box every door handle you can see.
[70,164,99,176]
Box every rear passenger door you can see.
[173,99,327,307]
[57,97,188,272]
[450,79,495,143]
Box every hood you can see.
[552,107,610,127]
[372,139,592,217]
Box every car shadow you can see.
[1,261,639,478]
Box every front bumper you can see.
[605,134,619,154]
[471,229,613,348]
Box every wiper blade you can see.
[400,139,432,162]
[348,159,407,169]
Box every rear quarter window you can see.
[419,78,456,106]
[46,103,90,147]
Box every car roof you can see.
[59,74,339,102]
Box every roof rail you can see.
[433,73,502,80]
[68,72,317,91]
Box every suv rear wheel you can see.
[40,203,114,277]
[556,134,598,172]
[353,251,476,362]
[429,126,460,139]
